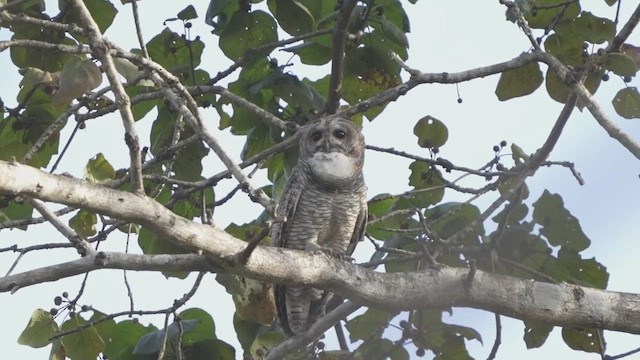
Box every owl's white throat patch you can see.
[308,152,355,182]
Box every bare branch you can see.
[205,86,292,131]
[267,301,362,360]
[324,0,359,114]
[607,3,640,52]
[69,0,145,194]
[0,39,88,53]
[538,51,640,160]
[341,52,545,117]
[129,0,149,59]
[26,197,94,256]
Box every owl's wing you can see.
[270,166,304,249]
[346,195,368,256]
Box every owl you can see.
[271,116,368,336]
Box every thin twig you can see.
[130,0,149,59]
[486,313,502,360]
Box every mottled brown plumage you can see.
[271,117,367,336]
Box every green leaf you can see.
[355,338,410,360]
[612,87,640,119]
[408,161,445,207]
[525,0,580,29]
[17,309,58,348]
[104,320,156,360]
[53,56,102,107]
[177,5,198,20]
[283,39,333,65]
[85,153,115,182]
[69,209,97,237]
[0,199,34,227]
[189,339,236,360]
[495,60,543,101]
[178,308,216,345]
[249,331,286,359]
[146,28,205,76]
[523,320,553,348]
[268,0,314,36]
[368,194,397,218]
[345,308,398,342]
[233,313,262,359]
[573,11,615,44]
[424,202,484,246]
[343,45,401,120]
[544,31,584,67]
[60,315,107,360]
[71,0,117,37]
[10,25,76,72]
[381,16,409,47]
[219,10,278,63]
[413,115,448,148]
[603,53,638,77]
[562,327,602,353]
[532,190,590,252]
[132,319,200,355]
[138,226,190,278]
[510,143,530,165]
[554,247,609,288]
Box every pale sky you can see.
[1,1,639,359]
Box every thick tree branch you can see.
[1,161,640,334]
[70,0,145,194]
[324,0,359,114]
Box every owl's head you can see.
[299,117,365,162]
[298,117,365,184]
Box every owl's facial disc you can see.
[308,152,355,183]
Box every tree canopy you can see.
[1,0,640,359]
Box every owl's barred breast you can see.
[289,184,363,253]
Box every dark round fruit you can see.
[50,308,58,316]
[54,296,62,305]
[432,147,439,154]
[602,73,610,81]
[496,163,505,171]
[62,291,69,298]
[185,22,192,29]
[132,318,139,324]
[493,145,500,152]
[500,140,507,147]
[624,76,633,83]
[416,348,426,357]
[399,320,408,328]
[81,305,89,312]
[316,341,325,350]
[69,311,76,319]
[457,98,463,104]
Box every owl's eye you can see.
[333,129,347,139]
[310,131,322,142]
